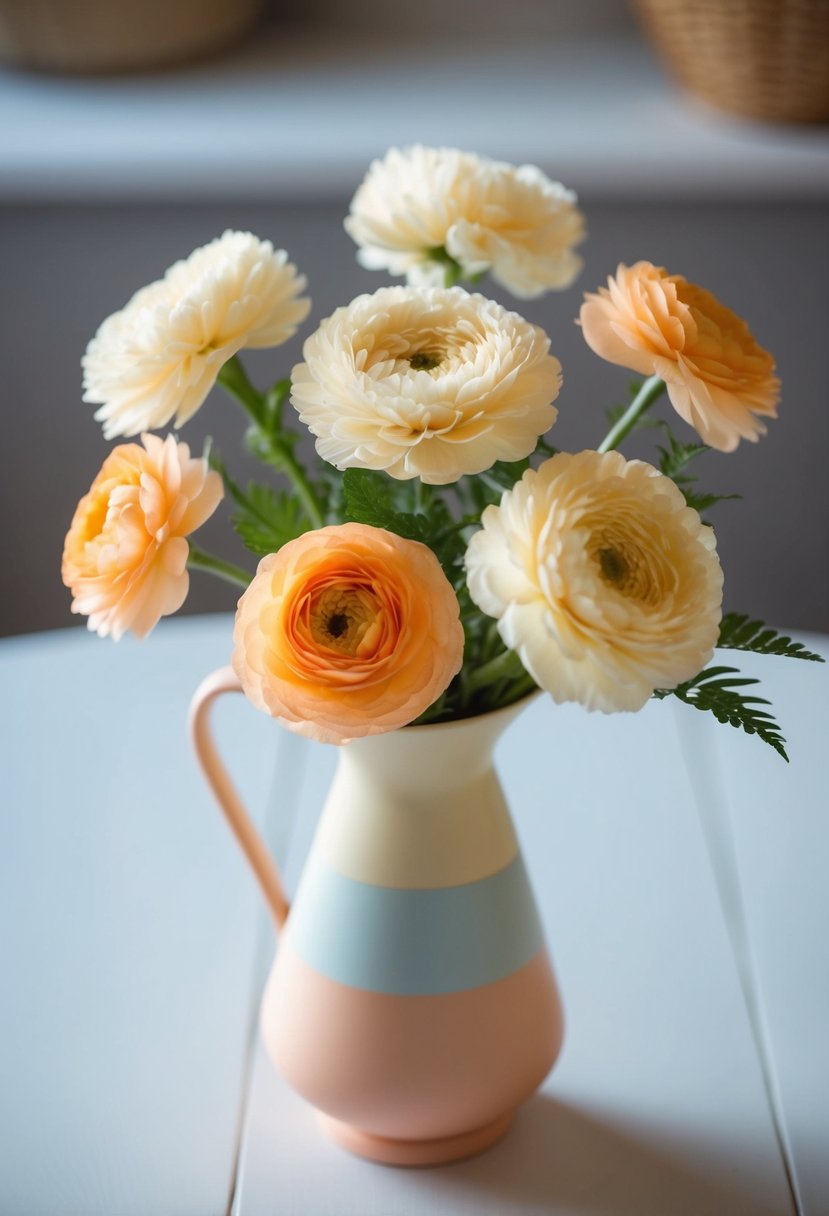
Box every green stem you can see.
[220,359,324,530]
[465,647,527,695]
[187,543,252,590]
[478,471,509,499]
[217,355,266,428]
[264,378,292,431]
[598,375,665,453]
[508,672,538,702]
[426,246,464,289]
[260,441,325,529]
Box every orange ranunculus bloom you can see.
[579,261,780,452]
[62,433,223,640]
[232,523,464,744]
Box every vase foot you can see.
[317,1111,513,1167]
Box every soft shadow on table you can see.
[418,1094,784,1216]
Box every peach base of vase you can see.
[318,1110,513,1167]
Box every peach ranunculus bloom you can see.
[232,523,464,744]
[345,145,586,299]
[291,285,561,485]
[579,261,780,452]
[83,231,310,439]
[464,450,723,713]
[62,433,223,640]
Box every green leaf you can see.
[681,490,742,516]
[535,435,560,459]
[231,483,309,557]
[342,467,397,526]
[657,432,709,482]
[653,423,739,520]
[482,457,533,491]
[342,468,472,582]
[342,467,444,544]
[655,665,789,761]
[463,457,534,512]
[210,447,310,557]
[244,422,299,465]
[718,613,825,663]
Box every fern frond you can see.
[655,665,789,761]
[718,613,825,663]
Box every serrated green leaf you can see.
[342,468,397,527]
[342,468,472,581]
[657,433,709,482]
[718,612,825,663]
[343,468,435,539]
[652,422,740,520]
[231,483,309,557]
[210,448,310,556]
[682,491,742,515]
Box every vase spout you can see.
[342,695,533,792]
[315,700,537,891]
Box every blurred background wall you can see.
[1,0,827,637]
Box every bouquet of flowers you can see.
[62,146,823,758]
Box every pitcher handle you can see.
[188,665,290,931]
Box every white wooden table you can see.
[1,617,826,1215]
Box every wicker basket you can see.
[634,0,829,124]
[0,0,264,74]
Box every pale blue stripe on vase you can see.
[285,853,545,996]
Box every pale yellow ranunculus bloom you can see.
[465,450,723,712]
[83,231,310,439]
[291,285,561,485]
[345,145,585,299]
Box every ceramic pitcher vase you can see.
[189,667,564,1167]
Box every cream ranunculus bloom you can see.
[232,523,464,744]
[62,433,223,640]
[345,145,586,299]
[580,261,780,452]
[290,285,562,485]
[83,231,311,439]
[465,450,723,712]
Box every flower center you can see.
[587,528,666,607]
[598,546,629,586]
[408,350,443,371]
[326,612,348,638]
[309,585,382,656]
